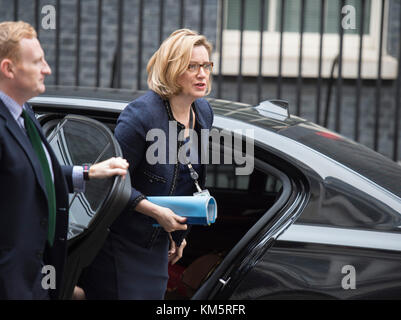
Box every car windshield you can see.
[280,122,401,197]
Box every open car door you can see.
[43,115,131,299]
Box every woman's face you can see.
[176,45,211,101]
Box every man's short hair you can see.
[0,21,37,64]
[147,28,213,99]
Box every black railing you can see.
[355,0,365,142]
[396,9,401,161]
[6,0,401,162]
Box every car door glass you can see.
[206,163,282,194]
[206,164,250,190]
[265,174,283,193]
[47,115,116,240]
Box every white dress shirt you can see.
[0,91,85,192]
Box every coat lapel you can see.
[0,100,48,199]
[24,103,63,186]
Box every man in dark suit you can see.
[0,21,128,299]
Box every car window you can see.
[47,115,118,240]
[265,175,283,193]
[206,165,250,190]
[206,163,282,194]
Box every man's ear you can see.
[0,59,15,79]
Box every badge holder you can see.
[187,163,210,197]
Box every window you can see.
[226,0,371,34]
[214,0,397,79]
[226,0,269,31]
[206,164,250,190]
[45,115,130,240]
[278,0,371,34]
[206,163,282,195]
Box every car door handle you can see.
[219,277,231,287]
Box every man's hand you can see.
[88,157,129,180]
[168,234,187,265]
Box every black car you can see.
[29,86,401,300]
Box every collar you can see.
[163,99,205,130]
[0,91,25,123]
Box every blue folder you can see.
[147,196,217,225]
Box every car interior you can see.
[165,162,283,299]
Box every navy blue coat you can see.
[0,101,72,299]
[79,90,213,299]
[112,90,214,246]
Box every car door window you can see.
[206,164,250,190]
[46,115,126,239]
[206,163,282,193]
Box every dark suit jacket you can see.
[79,90,214,299]
[0,100,72,299]
[112,90,214,248]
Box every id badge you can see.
[193,189,211,197]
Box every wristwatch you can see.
[82,163,91,181]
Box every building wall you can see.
[0,0,218,88]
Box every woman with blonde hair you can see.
[79,29,214,299]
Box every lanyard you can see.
[185,106,203,193]
[165,99,203,193]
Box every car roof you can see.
[38,86,143,102]
[34,86,401,197]
[280,122,401,197]
[37,86,305,132]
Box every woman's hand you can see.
[135,199,187,232]
[155,206,187,233]
[168,235,187,265]
[88,157,129,179]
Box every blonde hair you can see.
[0,21,37,64]
[147,29,213,99]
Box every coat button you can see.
[40,218,47,227]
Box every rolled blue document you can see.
[147,196,217,225]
